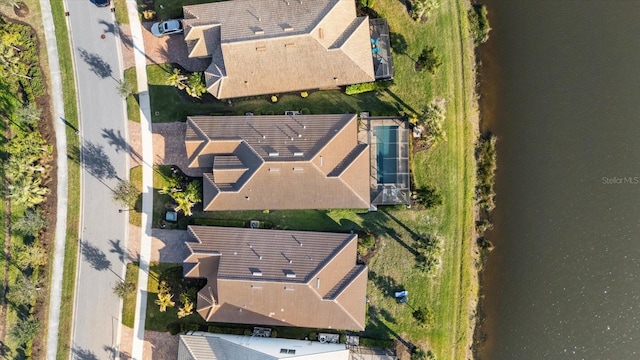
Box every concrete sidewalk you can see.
[126,0,155,358]
[39,0,70,358]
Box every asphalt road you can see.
[66,1,129,358]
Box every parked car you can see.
[90,0,110,7]
[151,20,184,37]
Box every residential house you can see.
[181,0,392,99]
[178,332,350,360]
[185,114,370,211]
[183,226,368,330]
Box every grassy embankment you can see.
[125,0,477,357]
[48,1,82,359]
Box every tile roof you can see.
[185,114,371,210]
[182,0,375,98]
[179,332,350,360]
[184,226,368,330]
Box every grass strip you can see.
[114,0,129,24]
[121,262,139,328]
[124,67,140,123]
[49,1,82,359]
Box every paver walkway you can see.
[118,23,209,71]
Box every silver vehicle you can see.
[150,20,183,37]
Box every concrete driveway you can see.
[118,23,209,71]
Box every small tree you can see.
[10,317,40,346]
[412,348,436,360]
[113,280,136,299]
[414,233,443,275]
[14,104,41,126]
[7,275,40,305]
[13,208,47,236]
[411,0,439,21]
[14,243,48,269]
[116,78,134,98]
[415,186,443,208]
[112,180,140,207]
[172,180,202,216]
[412,306,435,327]
[420,103,447,145]
[416,46,442,74]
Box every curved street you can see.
[64,1,129,357]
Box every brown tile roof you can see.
[185,114,371,210]
[182,0,375,98]
[184,226,367,330]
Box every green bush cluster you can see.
[0,16,46,102]
[475,133,497,212]
[414,233,443,275]
[468,4,491,44]
[345,80,393,95]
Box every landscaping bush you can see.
[301,108,311,115]
[345,80,393,95]
[468,4,491,44]
[167,322,181,335]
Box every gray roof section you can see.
[178,334,276,360]
[187,226,356,282]
[187,114,356,161]
[183,0,338,43]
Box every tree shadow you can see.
[77,47,113,80]
[108,239,135,264]
[98,20,161,68]
[81,240,111,272]
[389,32,408,55]
[69,140,119,183]
[101,128,142,162]
[383,89,419,116]
[382,209,420,240]
[369,270,403,299]
[71,346,99,360]
[366,306,415,352]
[103,345,131,360]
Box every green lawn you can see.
[145,262,205,331]
[146,64,397,123]
[114,0,129,24]
[140,0,478,357]
[124,67,140,123]
[122,262,140,328]
[129,165,178,228]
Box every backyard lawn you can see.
[135,0,478,358]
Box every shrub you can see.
[271,95,278,103]
[412,307,435,327]
[475,133,497,212]
[300,91,309,98]
[414,233,443,275]
[345,80,393,95]
[416,46,442,74]
[270,330,278,338]
[301,108,311,115]
[468,4,491,44]
[167,322,181,335]
[414,186,443,208]
[192,218,246,227]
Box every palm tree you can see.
[155,292,175,312]
[116,78,134,98]
[177,300,194,318]
[166,68,187,90]
[112,280,135,299]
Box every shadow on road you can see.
[101,128,142,162]
[108,239,135,264]
[103,345,131,360]
[72,346,99,360]
[98,20,161,69]
[81,241,111,272]
[77,47,113,80]
[69,140,120,185]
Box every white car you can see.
[151,20,183,37]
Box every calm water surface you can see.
[478,1,640,359]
